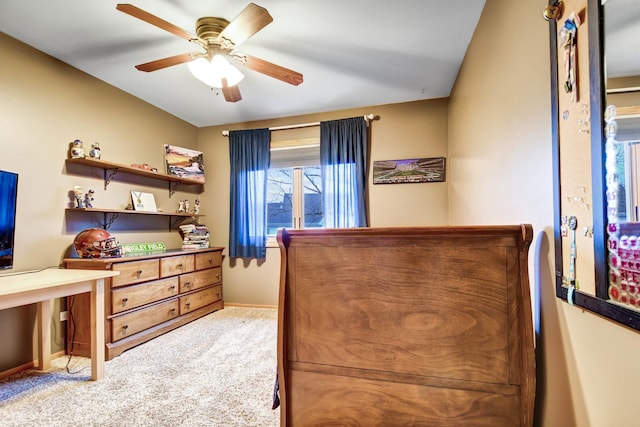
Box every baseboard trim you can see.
[0,361,34,379]
[0,350,67,380]
[225,302,278,310]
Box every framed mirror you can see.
[601,0,640,327]
[551,0,640,331]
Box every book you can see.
[179,224,210,250]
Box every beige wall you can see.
[449,0,639,426]
[198,98,449,306]
[0,33,198,371]
[2,0,639,424]
[0,33,450,368]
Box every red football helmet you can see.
[73,228,122,258]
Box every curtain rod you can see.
[221,114,376,136]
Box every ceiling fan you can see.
[116,3,304,102]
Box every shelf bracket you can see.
[104,168,119,190]
[170,215,184,230]
[168,181,179,198]
[102,212,119,230]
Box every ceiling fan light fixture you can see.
[117,3,303,102]
[188,55,244,89]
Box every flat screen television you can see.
[0,170,18,270]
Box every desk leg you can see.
[90,278,105,381]
[37,299,52,371]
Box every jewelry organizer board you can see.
[555,0,596,295]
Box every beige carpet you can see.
[0,306,280,427]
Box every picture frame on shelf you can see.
[130,191,157,212]
[164,145,205,183]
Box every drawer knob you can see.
[170,285,176,290]
[170,308,176,315]
[185,281,191,288]
[216,291,220,297]
[185,302,191,308]
[136,270,142,276]
[177,263,184,270]
[216,273,220,279]
[122,325,129,330]
[121,297,129,305]
[208,257,213,264]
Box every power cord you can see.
[0,265,60,277]
[65,295,90,375]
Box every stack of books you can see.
[179,224,210,249]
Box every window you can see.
[267,138,322,235]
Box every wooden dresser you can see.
[276,226,535,426]
[64,247,224,360]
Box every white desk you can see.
[0,268,119,380]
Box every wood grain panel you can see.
[180,285,222,314]
[287,370,520,427]
[112,259,159,287]
[111,299,179,340]
[160,255,194,277]
[195,251,223,270]
[289,245,509,384]
[179,268,221,292]
[111,277,178,314]
[193,267,222,289]
[277,226,535,426]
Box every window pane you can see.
[270,144,320,168]
[303,166,323,228]
[267,168,293,235]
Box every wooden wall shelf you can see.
[65,208,203,230]
[66,157,204,195]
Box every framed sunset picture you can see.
[164,145,205,183]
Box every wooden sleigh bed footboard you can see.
[276,225,535,426]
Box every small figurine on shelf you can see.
[177,199,186,213]
[193,199,200,215]
[89,143,101,159]
[73,185,84,208]
[69,139,85,159]
[184,200,189,213]
[84,189,95,208]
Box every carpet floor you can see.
[0,306,280,427]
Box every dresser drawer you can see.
[179,268,222,292]
[160,255,194,277]
[111,277,179,314]
[195,251,222,270]
[180,285,222,315]
[179,272,195,293]
[111,299,179,341]
[112,259,159,287]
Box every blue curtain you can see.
[320,117,368,228]
[228,129,271,259]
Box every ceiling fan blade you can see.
[222,79,242,102]
[234,54,303,86]
[219,3,273,47]
[135,52,198,72]
[116,4,196,42]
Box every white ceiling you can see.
[0,1,486,127]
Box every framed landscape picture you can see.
[373,157,445,184]
[164,145,205,183]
